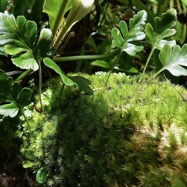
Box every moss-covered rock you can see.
[19,73,187,187]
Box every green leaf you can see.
[12,52,38,71]
[4,43,28,55]
[158,44,187,76]
[124,67,139,73]
[111,10,147,56]
[0,102,19,118]
[11,82,21,100]
[181,0,187,6]
[17,88,31,106]
[157,40,176,49]
[175,21,187,44]
[51,0,94,50]
[145,23,155,45]
[34,28,53,58]
[0,13,38,71]
[91,60,111,69]
[86,36,96,49]
[64,0,95,28]
[131,0,155,23]
[36,167,47,184]
[154,9,177,33]
[128,11,147,40]
[0,70,13,101]
[70,76,93,95]
[111,27,124,48]
[43,57,77,86]
[123,42,144,56]
[43,0,74,35]
[43,58,93,94]
[22,160,37,168]
[145,9,177,50]
[0,70,31,118]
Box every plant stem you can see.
[151,68,164,80]
[38,59,43,111]
[56,83,65,106]
[157,0,170,15]
[20,107,31,133]
[53,52,118,62]
[176,0,182,13]
[139,47,155,82]
[157,0,162,14]
[98,1,109,27]
[16,69,33,81]
[105,51,122,86]
[9,94,31,132]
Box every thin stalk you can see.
[151,68,164,80]
[16,69,33,81]
[38,59,43,111]
[157,0,170,15]
[53,52,118,62]
[157,0,162,14]
[165,76,187,102]
[170,0,174,9]
[105,51,122,87]
[139,47,155,82]
[9,94,31,132]
[176,0,182,13]
[20,107,31,133]
[182,2,187,14]
[98,1,109,27]
[56,83,65,106]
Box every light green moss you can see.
[20,73,187,187]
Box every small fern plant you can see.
[111,8,187,82]
[0,0,94,121]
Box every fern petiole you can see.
[105,51,123,87]
[151,68,163,80]
[38,59,43,111]
[56,83,65,106]
[53,52,118,62]
[20,107,31,133]
[139,47,155,82]
[16,69,33,81]
[9,94,31,132]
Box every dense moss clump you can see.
[20,73,187,187]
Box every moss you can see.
[20,73,187,186]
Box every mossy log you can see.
[20,73,187,187]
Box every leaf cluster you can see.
[111,10,147,56]
[0,70,31,120]
[0,13,53,71]
[0,0,94,117]
[111,8,187,80]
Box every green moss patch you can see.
[20,73,187,187]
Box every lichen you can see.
[19,73,187,186]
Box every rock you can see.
[20,73,187,187]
